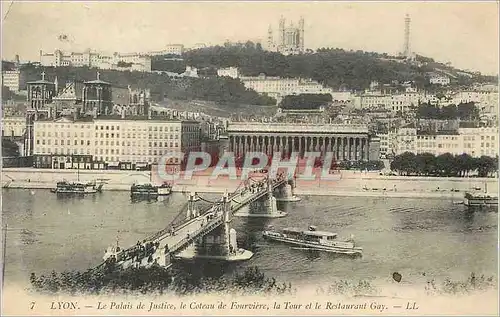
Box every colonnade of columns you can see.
[228,134,370,161]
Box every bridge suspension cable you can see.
[146,202,189,241]
[196,195,223,204]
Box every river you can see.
[2,188,497,290]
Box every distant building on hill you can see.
[428,73,450,86]
[39,49,152,72]
[267,16,305,55]
[148,44,185,56]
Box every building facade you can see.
[353,92,424,113]
[1,116,26,137]
[217,67,239,78]
[25,72,57,156]
[39,49,152,72]
[227,122,372,161]
[1,70,26,92]
[428,73,451,86]
[391,126,498,158]
[240,74,349,103]
[148,44,185,56]
[32,116,200,169]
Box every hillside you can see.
[17,64,275,107]
[151,42,496,91]
[158,99,277,118]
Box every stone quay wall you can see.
[2,168,497,199]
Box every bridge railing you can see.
[168,216,224,254]
[97,176,289,269]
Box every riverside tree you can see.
[390,152,498,177]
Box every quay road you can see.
[100,175,288,270]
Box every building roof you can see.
[84,72,111,85]
[27,79,55,85]
[283,227,337,238]
[84,79,111,85]
[416,129,459,136]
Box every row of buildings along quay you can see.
[2,71,381,170]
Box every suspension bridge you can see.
[96,174,299,271]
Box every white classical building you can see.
[428,73,451,86]
[39,49,152,72]
[148,44,185,56]
[227,122,374,161]
[217,67,239,79]
[239,73,351,103]
[389,126,498,158]
[32,116,200,168]
[1,116,26,137]
[353,92,425,113]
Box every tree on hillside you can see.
[19,64,275,106]
[279,94,332,110]
[151,57,186,73]
[2,139,20,157]
[417,102,480,120]
[183,43,421,91]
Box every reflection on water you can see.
[2,188,497,288]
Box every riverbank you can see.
[2,167,498,199]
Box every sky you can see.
[2,1,499,75]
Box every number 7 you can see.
[30,302,35,310]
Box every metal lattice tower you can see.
[403,14,411,57]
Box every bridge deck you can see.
[99,176,288,270]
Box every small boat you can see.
[463,192,498,207]
[157,182,173,196]
[464,183,498,207]
[50,181,103,195]
[130,182,172,198]
[263,225,362,255]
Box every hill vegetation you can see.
[18,64,275,106]
[179,42,497,91]
[417,102,480,120]
[279,94,332,109]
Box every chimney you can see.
[121,108,126,119]
[148,108,152,120]
[73,110,78,121]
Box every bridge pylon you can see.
[176,191,253,261]
[186,192,198,219]
[275,176,301,202]
[235,176,287,218]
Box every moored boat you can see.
[463,192,498,207]
[51,181,103,195]
[130,182,172,198]
[263,225,362,255]
[463,183,498,207]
